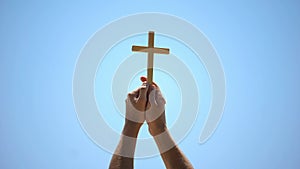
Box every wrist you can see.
[123,120,142,137]
[148,124,167,136]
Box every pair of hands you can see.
[124,76,167,137]
[110,77,194,169]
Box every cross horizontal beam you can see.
[132,46,170,54]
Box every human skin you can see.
[108,77,194,169]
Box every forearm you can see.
[109,123,140,169]
[109,154,134,169]
[153,130,194,169]
[161,145,194,169]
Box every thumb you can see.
[127,89,138,104]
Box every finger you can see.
[148,89,157,106]
[128,87,139,97]
[140,76,158,88]
[155,90,166,105]
[138,85,148,101]
[140,76,147,83]
[127,88,140,104]
[127,93,137,105]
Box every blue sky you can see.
[1,0,300,169]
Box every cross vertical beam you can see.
[147,32,154,83]
[132,31,170,84]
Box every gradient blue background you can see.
[1,0,299,169]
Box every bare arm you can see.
[152,127,194,169]
[108,122,140,169]
[109,85,147,169]
[144,78,194,169]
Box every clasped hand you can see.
[124,76,167,137]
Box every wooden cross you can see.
[132,31,170,84]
